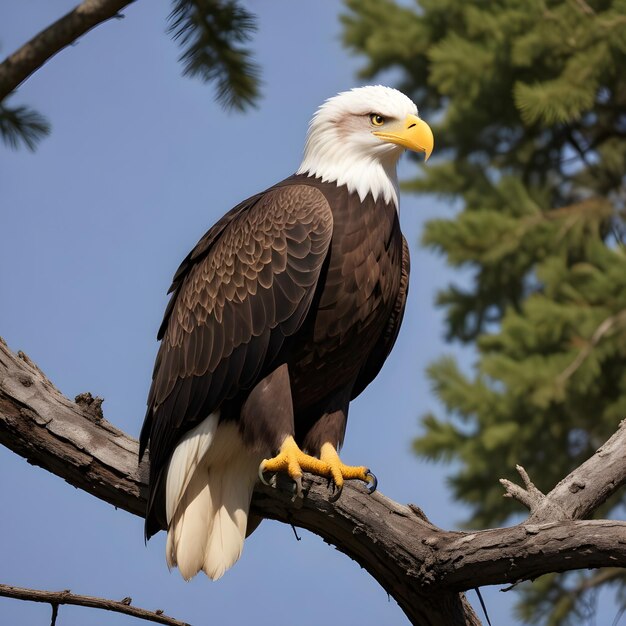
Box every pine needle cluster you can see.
[1,0,261,151]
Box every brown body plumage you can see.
[140,175,408,536]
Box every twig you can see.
[473,589,492,626]
[500,464,573,522]
[534,419,626,521]
[0,584,190,626]
[500,465,547,512]
[50,602,58,626]
[0,0,135,101]
[558,309,626,384]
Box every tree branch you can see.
[0,584,189,626]
[501,427,626,522]
[1,337,625,626]
[0,0,135,102]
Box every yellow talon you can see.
[259,437,376,501]
[320,442,370,497]
[260,436,330,495]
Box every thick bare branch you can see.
[435,519,626,590]
[0,584,189,626]
[499,424,626,523]
[0,338,148,516]
[1,338,625,626]
[0,0,134,101]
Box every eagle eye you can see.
[369,113,385,127]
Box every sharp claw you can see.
[292,475,303,499]
[365,470,378,494]
[328,481,343,503]
[258,464,270,486]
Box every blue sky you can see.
[0,2,615,625]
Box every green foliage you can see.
[168,0,260,111]
[343,0,626,623]
[0,102,50,151]
[1,1,261,151]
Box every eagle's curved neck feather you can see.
[296,128,401,209]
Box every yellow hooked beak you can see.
[373,114,434,161]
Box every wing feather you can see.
[141,184,333,536]
[351,235,410,399]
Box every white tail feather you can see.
[202,453,260,580]
[166,417,263,581]
[167,477,212,579]
[165,412,218,524]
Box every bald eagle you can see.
[139,86,433,581]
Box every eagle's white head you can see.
[297,85,433,208]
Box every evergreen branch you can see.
[0,584,189,626]
[558,308,626,384]
[0,102,50,151]
[168,0,260,111]
[0,0,134,102]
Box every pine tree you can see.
[343,1,626,623]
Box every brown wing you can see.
[140,184,333,536]
[351,234,410,399]
[156,191,267,342]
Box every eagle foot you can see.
[258,437,377,501]
[259,436,330,498]
[320,443,377,501]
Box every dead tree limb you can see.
[0,584,189,626]
[1,338,625,626]
[0,0,135,101]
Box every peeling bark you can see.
[1,338,625,626]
